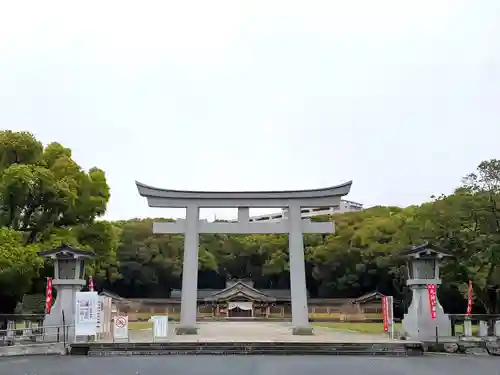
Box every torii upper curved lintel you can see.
[136,180,352,203]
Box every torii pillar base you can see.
[292,326,314,335]
[175,326,199,335]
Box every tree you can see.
[406,159,500,313]
[113,219,184,297]
[458,159,500,313]
[0,130,112,312]
[77,221,121,288]
[0,227,43,313]
[0,131,110,244]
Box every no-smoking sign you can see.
[115,317,127,328]
[113,316,129,339]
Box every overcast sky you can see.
[1,1,499,221]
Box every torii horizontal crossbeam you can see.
[153,220,335,234]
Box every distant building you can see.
[247,200,364,223]
[122,279,384,319]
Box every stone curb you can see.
[0,343,66,357]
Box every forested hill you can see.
[0,130,499,316]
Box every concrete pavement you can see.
[1,355,499,375]
[120,321,407,343]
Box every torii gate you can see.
[136,181,352,335]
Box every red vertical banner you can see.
[427,284,437,320]
[89,276,94,292]
[45,278,53,313]
[466,280,473,316]
[381,296,388,332]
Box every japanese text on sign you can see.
[427,284,437,320]
[75,291,99,336]
[45,278,53,313]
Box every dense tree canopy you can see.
[0,131,112,312]
[0,130,499,316]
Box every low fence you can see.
[0,314,44,328]
[450,314,500,337]
[1,312,498,346]
[0,324,70,346]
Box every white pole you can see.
[388,296,394,340]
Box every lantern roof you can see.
[400,242,453,259]
[38,243,96,259]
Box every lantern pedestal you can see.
[402,285,451,341]
[43,280,87,342]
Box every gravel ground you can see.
[1,355,499,375]
[123,321,400,343]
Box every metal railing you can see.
[0,324,70,346]
[450,314,500,337]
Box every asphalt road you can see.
[1,355,499,375]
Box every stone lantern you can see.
[38,244,96,341]
[401,242,452,341]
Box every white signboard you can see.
[113,316,129,339]
[150,315,168,338]
[75,291,99,336]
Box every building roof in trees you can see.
[99,289,126,301]
[204,280,276,302]
[350,291,385,304]
[170,280,299,302]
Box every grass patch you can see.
[313,322,402,334]
[128,321,153,330]
[315,322,480,335]
[453,323,479,335]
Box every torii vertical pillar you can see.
[288,204,313,334]
[176,204,200,335]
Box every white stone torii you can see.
[136,181,352,335]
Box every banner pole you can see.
[389,296,394,340]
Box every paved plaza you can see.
[2,355,499,375]
[122,321,399,343]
